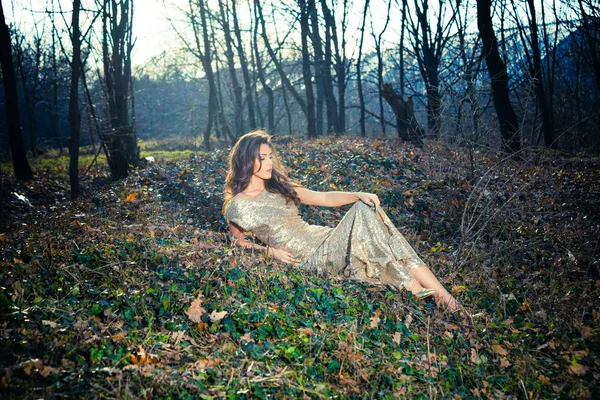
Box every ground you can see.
[0,137,599,398]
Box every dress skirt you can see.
[306,202,426,290]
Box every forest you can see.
[1,0,599,398]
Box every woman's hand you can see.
[269,247,302,265]
[357,192,381,212]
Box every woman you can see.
[223,130,460,313]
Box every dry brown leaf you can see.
[125,193,138,201]
[240,332,254,343]
[347,353,363,362]
[392,332,402,345]
[451,285,467,295]
[521,302,531,312]
[470,348,478,364]
[39,366,58,378]
[568,363,587,376]
[209,310,228,323]
[42,320,57,328]
[194,358,221,371]
[500,358,511,368]
[297,327,313,336]
[185,294,206,323]
[197,321,208,331]
[170,331,185,343]
[126,233,135,242]
[111,331,127,341]
[130,346,158,366]
[538,375,551,385]
[492,344,508,356]
[370,311,381,328]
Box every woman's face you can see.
[253,143,273,180]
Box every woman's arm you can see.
[294,187,381,210]
[228,222,300,264]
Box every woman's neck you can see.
[244,176,266,193]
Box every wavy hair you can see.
[223,130,300,213]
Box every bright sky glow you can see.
[4,0,570,71]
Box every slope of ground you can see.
[1,137,598,398]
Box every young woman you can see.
[223,130,460,313]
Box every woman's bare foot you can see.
[436,290,461,314]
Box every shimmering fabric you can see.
[225,190,426,290]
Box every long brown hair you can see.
[223,130,300,213]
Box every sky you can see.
[4,0,566,70]
[3,0,418,68]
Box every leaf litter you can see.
[0,137,599,398]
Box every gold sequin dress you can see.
[225,190,426,290]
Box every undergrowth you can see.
[0,137,598,398]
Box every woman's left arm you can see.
[294,187,381,210]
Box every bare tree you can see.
[102,0,139,178]
[218,0,243,137]
[576,0,600,91]
[69,0,82,197]
[407,0,457,138]
[233,0,257,131]
[356,0,370,137]
[13,17,44,158]
[252,0,274,131]
[477,0,520,153]
[299,0,317,137]
[370,0,392,136]
[321,0,348,135]
[382,83,424,143]
[510,0,555,148]
[255,0,307,121]
[0,1,32,180]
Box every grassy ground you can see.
[0,137,599,398]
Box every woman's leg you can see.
[404,279,425,295]
[410,266,460,311]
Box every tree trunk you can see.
[252,1,274,131]
[477,0,520,154]
[320,0,340,135]
[0,1,32,180]
[356,0,369,137]
[255,0,307,115]
[308,0,325,136]
[69,0,82,198]
[382,83,424,145]
[219,0,244,137]
[526,0,554,148]
[299,0,316,137]
[372,0,391,136]
[233,0,256,131]
[102,0,138,179]
[198,0,217,150]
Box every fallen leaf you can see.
[521,302,531,312]
[42,320,58,328]
[39,366,58,377]
[347,353,363,361]
[500,358,511,368]
[451,285,467,295]
[185,294,206,323]
[125,193,138,201]
[297,327,313,336]
[392,332,402,345]
[370,311,381,328]
[240,332,254,343]
[209,310,228,323]
[568,363,587,376]
[492,344,508,356]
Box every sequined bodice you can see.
[225,190,332,259]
